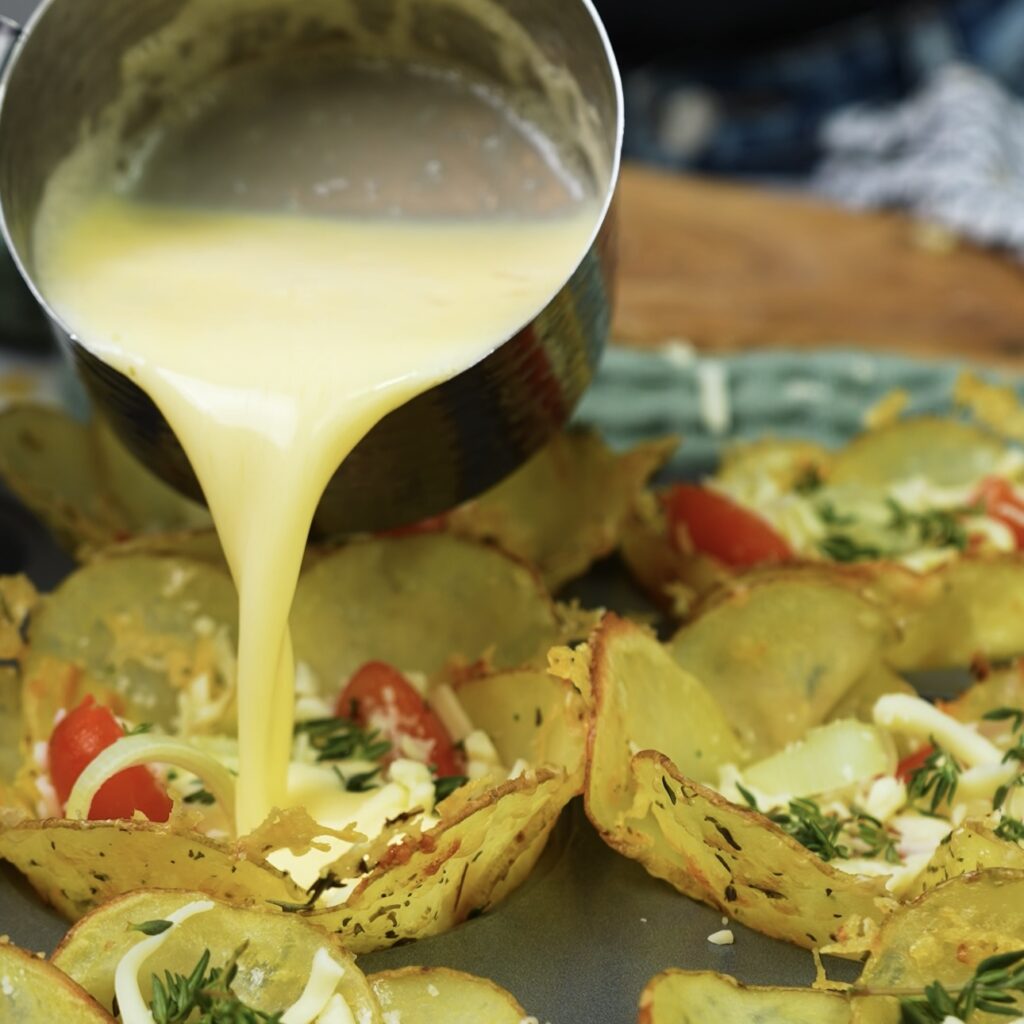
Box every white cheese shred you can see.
[872,695,1003,768]
[281,947,348,1024]
[115,899,215,1024]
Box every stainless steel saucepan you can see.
[0,0,622,534]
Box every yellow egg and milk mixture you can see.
[33,51,601,834]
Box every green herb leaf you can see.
[132,919,173,936]
[898,948,1024,1022]
[819,534,884,563]
[295,716,391,764]
[126,722,154,736]
[907,740,963,813]
[434,775,469,802]
[331,764,382,793]
[183,787,216,806]
[984,707,1024,733]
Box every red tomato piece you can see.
[974,476,1024,549]
[895,744,935,782]
[48,696,172,822]
[336,662,464,777]
[663,484,793,568]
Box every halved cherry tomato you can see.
[895,744,935,782]
[336,661,464,777]
[48,696,172,822]
[974,476,1024,549]
[663,484,793,568]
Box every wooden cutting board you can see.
[613,163,1024,366]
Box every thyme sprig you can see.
[737,787,899,863]
[896,948,1024,1022]
[148,943,283,1023]
[294,715,391,764]
[907,740,962,814]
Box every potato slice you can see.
[855,869,1024,995]
[0,818,305,919]
[829,416,1006,488]
[638,970,851,1024]
[453,669,587,782]
[370,967,529,1023]
[586,615,742,789]
[308,767,575,953]
[0,941,114,1022]
[668,576,892,757]
[911,821,1024,896]
[584,616,892,951]
[52,889,380,1020]
[448,430,676,591]
[291,535,564,694]
[718,438,833,492]
[22,555,238,736]
[0,405,209,554]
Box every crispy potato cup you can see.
[291,534,572,690]
[0,545,586,950]
[584,615,892,952]
[667,576,893,756]
[638,969,852,1024]
[0,940,114,1023]
[0,406,209,554]
[448,429,676,591]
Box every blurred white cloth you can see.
[815,63,1024,256]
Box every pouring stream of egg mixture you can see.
[33,58,600,834]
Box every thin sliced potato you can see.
[586,615,742,789]
[0,405,209,553]
[828,416,1006,488]
[668,576,893,756]
[0,940,114,1023]
[291,535,564,694]
[370,967,529,1024]
[638,969,851,1024]
[911,821,1024,896]
[855,869,1024,999]
[584,617,892,951]
[448,430,677,591]
[23,555,238,736]
[309,767,575,953]
[0,818,305,919]
[868,556,1024,670]
[452,669,588,782]
[717,438,832,492]
[52,889,380,1020]
[955,370,1024,443]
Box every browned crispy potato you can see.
[584,615,892,952]
[0,940,114,1023]
[448,429,677,591]
[638,969,851,1024]
[0,818,305,919]
[308,767,576,953]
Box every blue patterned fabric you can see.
[575,344,1023,479]
[625,0,1024,178]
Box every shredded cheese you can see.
[115,899,215,1024]
[281,947,347,1024]
[873,695,1004,768]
